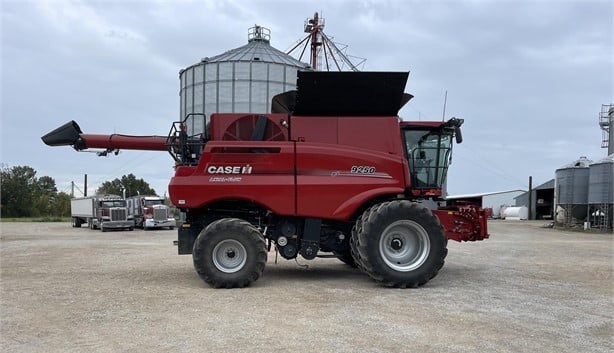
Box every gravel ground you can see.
[0,220,612,353]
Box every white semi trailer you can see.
[71,195,133,231]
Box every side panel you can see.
[291,116,405,155]
[70,198,95,218]
[295,143,406,220]
[169,141,296,215]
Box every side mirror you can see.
[444,117,464,144]
[455,127,463,144]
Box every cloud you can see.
[1,0,612,197]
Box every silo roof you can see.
[201,39,310,67]
[590,154,614,165]
[558,156,592,169]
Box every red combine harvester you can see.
[43,71,488,288]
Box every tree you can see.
[0,164,64,217]
[52,192,71,217]
[1,165,38,217]
[96,174,156,197]
[32,175,58,216]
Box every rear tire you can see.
[351,204,378,273]
[357,200,447,288]
[192,218,267,288]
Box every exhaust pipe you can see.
[41,121,83,147]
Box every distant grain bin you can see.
[179,25,311,136]
[587,155,613,230]
[555,156,591,225]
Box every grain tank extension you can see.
[43,71,489,288]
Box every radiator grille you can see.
[154,208,168,221]
[110,208,127,221]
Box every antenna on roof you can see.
[442,90,448,121]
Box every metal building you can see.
[179,25,311,136]
[514,179,555,220]
[588,155,613,231]
[554,156,591,226]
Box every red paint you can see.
[81,134,167,151]
[74,113,489,241]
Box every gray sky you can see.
[1,0,612,197]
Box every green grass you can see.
[0,217,70,222]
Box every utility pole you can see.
[84,174,88,197]
[528,176,533,220]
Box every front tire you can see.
[356,200,447,288]
[192,218,267,288]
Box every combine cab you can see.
[43,71,488,288]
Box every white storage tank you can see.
[179,25,311,136]
[502,206,528,220]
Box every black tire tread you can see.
[192,218,267,288]
[350,204,379,273]
[357,200,447,288]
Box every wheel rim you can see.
[212,239,247,273]
[378,220,430,272]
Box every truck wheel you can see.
[192,218,267,288]
[357,200,447,288]
[72,218,81,228]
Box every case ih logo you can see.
[207,164,253,175]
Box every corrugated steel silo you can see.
[179,26,311,136]
[588,155,613,230]
[555,156,591,223]
[588,155,614,204]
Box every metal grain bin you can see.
[179,26,310,136]
[555,156,591,221]
[588,155,613,204]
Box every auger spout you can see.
[42,121,168,152]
